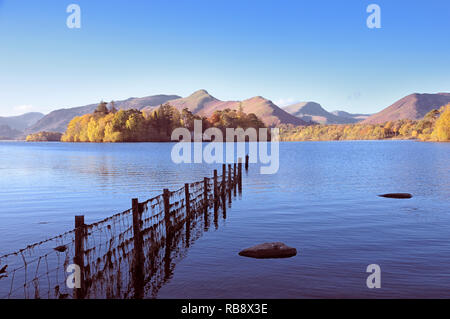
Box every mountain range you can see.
[0,112,44,139]
[1,91,449,140]
[24,90,308,135]
[141,90,309,127]
[26,94,181,134]
[282,102,370,124]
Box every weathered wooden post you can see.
[132,198,142,244]
[245,154,249,171]
[163,188,173,277]
[131,198,144,299]
[74,215,85,299]
[213,170,218,214]
[163,189,171,242]
[184,183,191,246]
[233,163,237,196]
[238,157,243,193]
[184,183,191,221]
[228,164,232,204]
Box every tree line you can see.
[26,131,63,142]
[61,102,267,143]
[280,104,450,142]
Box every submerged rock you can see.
[239,242,297,259]
[378,193,413,199]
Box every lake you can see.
[0,140,449,298]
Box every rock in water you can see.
[378,193,413,199]
[239,242,297,259]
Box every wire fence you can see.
[0,161,244,299]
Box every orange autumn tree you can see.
[431,104,450,141]
[62,102,267,143]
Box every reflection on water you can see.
[0,141,450,298]
[0,164,238,299]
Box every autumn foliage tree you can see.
[431,104,450,141]
[62,102,267,143]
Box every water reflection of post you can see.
[222,164,227,219]
[203,177,209,231]
[131,198,144,299]
[213,170,218,229]
[228,164,232,205]
[238,158,243,195]
[184,183,191,247]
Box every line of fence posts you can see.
[72,157,247,299]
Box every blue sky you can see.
[0,0,449,116]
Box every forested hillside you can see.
[281,105,450,142]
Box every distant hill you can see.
[283,102,369,124]
[26,104,97,134]
[363,93,450,124]
[157,89,221,114]
[0,112,44,131]
[331,110,371,122]
[238,96,309,126]
[0,124,23,140]
[144,90,308,127]
[27,95,180,133]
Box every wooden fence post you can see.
[245,154,249,171]
[228,164,232,203]
[184,183,191,245]
[163,189,171,242]
[131,198,144,299]
[74,215,85,299]
[233,163,237,195]
[184,183,191,220]
[132,198,142,241]
[213,170,218,214]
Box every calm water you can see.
[0,141,449,298]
